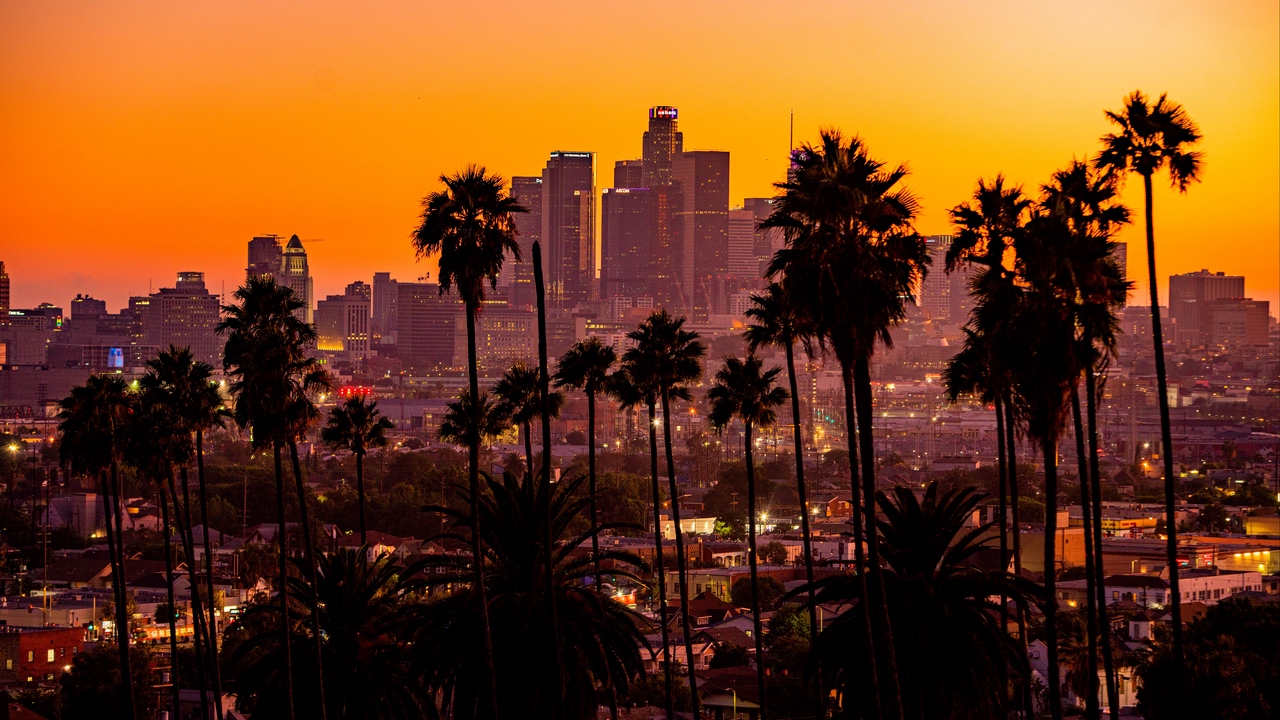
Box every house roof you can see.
[692,625,754,650]
[1105,574,1170,590]
[41,557,111,585]
[334,530,407,548]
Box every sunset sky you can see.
[2,0,1277,314]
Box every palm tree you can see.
[320,395,394,546]
[624,310,706,717]
[57,375,137,719]
[411,166,525,717]
[555,336,618,590]
[223,549,429,719]
[763,130,928,719]
[707,355,789,719]
[803,483,1038,720]
[438,390,511,450]
[608,364,675,720]
[491,362,562,480]
[1095,90,1201,671]
[744,283,822,669]
[408,472,650,720]
[220,275,328,720]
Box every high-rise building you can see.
[1168,270,1245,347]
[671,150,730,318]
[601,188,655,298]
[396,282,462,369]
[247,236,284,279]
[541,153,595,307]
[508,176,544,309]
[918,235,973,325]
[372,272,399,344]
[69,294,107,322]
[316,285,371,359]
[727,210,758,280]
[640,107,685,310]
[741,198,779,275]
[1204,298,1270,347]
[0,262,9,314]
[614,159,644,189]
[642,106,683,188]
[146,272,221,366]
[281,235,314,324]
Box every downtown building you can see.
[245,234,314,323]
[316,281,372,361]
[1168,269,1269,348]
[507,176,543,309]
[541,152,596,308]
[144,272,222,366]
[672,150,730,320]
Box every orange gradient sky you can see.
[2,1,1277,315]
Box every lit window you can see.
[47,649,54,663]
[26,651,32,662]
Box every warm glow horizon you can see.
[2,1,1277,316]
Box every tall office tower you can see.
[247,235,284,280]
[345,280,371,303]
[742,198,779,275]
[507,176,543,309]
[280,235,314,323]
[614,159,644,189]
[601,188,655,298]
[642,106,683,187]
[147,272,221,366]
[1168,269,1246,347]
[916,235,973,324]
[316,285,372,359]
[396,282,463,369]
[541,152,595,307]
[671,150,730,319]
[727,210,759,281]
[70,294,107,322]
[0,261,9,313]
[372,272,399,343]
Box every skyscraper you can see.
[0,261,9,314]
[508,176,543,309]
[541,152,595,307]
[146,272,221,366]
[742,198,779,277]
[671,150,730,318]
[918,235,973,325]
[316,284,371,359]
[247,235,284,279]
[641,107,684,309]
[727,210,758,280]
[281,235,314,323]
[372,272,399,344]
[1168,269,1246,347]
[601,188,655,298]
[642,106,683,188]
[396,282,462,369]
[614,159,644,189]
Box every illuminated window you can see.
[26,651,32,662]
[46,649,54,663]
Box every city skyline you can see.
[1,1,1276,315]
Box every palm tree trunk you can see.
[853,356,904,720]
[464,299,499,720]
[995,398,1009,631]
[106,461,137,719]
[660,387,699,717]
[744,422,768,719]
[1006,410,1033,720]
[159,483,180,720]
[356,450,367,547]
[524,420,534,483]
[588,387,601,591]
[177,467,212,720]
[1085,367,1120,720]
[195,430,225,720]
[531,242,565,719]
[1071,388,1101,719]
[784,342,823,718]
[272,441,296,720]
[647,400,675,720]
[840,365,880,720]
[288,440,329,720]
[1043,436,1064,720]
[1142,173,1183,671]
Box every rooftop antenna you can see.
[789,109,793,151]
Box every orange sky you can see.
[2,1,1277,315]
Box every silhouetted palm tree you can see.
[555,336,618,590]
[57,375,137,719]
[492,362,562,480]
[624,310,706,717]
[707,355,788,719]
[803,483,1038,720]
[608,364,675,720]
[220,275,328,720]
[1095,91,1201,672]
[744,282,822,680]
[321,395,394,546]
[439,390,511,450]
[408,472,650,720]
[764,130,928,719]
[224,549,429,719]
[411,167,525,716]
